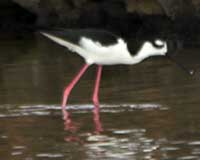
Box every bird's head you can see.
[138,39,167,58]
[139,39,194,75]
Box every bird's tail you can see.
[40,31,89,60]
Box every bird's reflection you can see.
[63,115,78,132]
[93,105,103,133]
[64,104,103,142]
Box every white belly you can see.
[80,37,133,65]
[87,52,132,65]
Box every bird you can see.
[40,29,168,120]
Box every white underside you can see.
[41,32,134,65]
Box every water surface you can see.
[0,33,200,160]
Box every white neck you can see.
[129,52,150,64]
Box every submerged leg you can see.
[62,63,89,120]
[93,106,103,133]
[92,65,102,106]
[92,65,103,133]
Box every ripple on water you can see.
[12,146,26,150]
[113,129,146,135]
[11,151,23,156]
[1,135,8,139]
[85,127,160,160]
[160,146,180,151]
[192,148,200,155]
[177,156,199,160]
[11,145,26,157]
[36,153,64,158]
[188,141,200,146]
[0,103,168,118]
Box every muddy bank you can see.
[0,0,200,38]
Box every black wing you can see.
[40,28,119,46]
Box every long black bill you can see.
[166,55,194,76]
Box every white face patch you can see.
[155,39,164,46]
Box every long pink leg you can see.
[62,63,89,120]
[92,65,103,133]
[92,65,102,106]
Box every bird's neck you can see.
[129,51,150,65]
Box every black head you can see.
[127,38,167,56]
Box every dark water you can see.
[0,33,200,160]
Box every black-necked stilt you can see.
[40,29,167,120]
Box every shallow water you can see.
[0,33,200,160]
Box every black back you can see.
[42,28,119,46]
